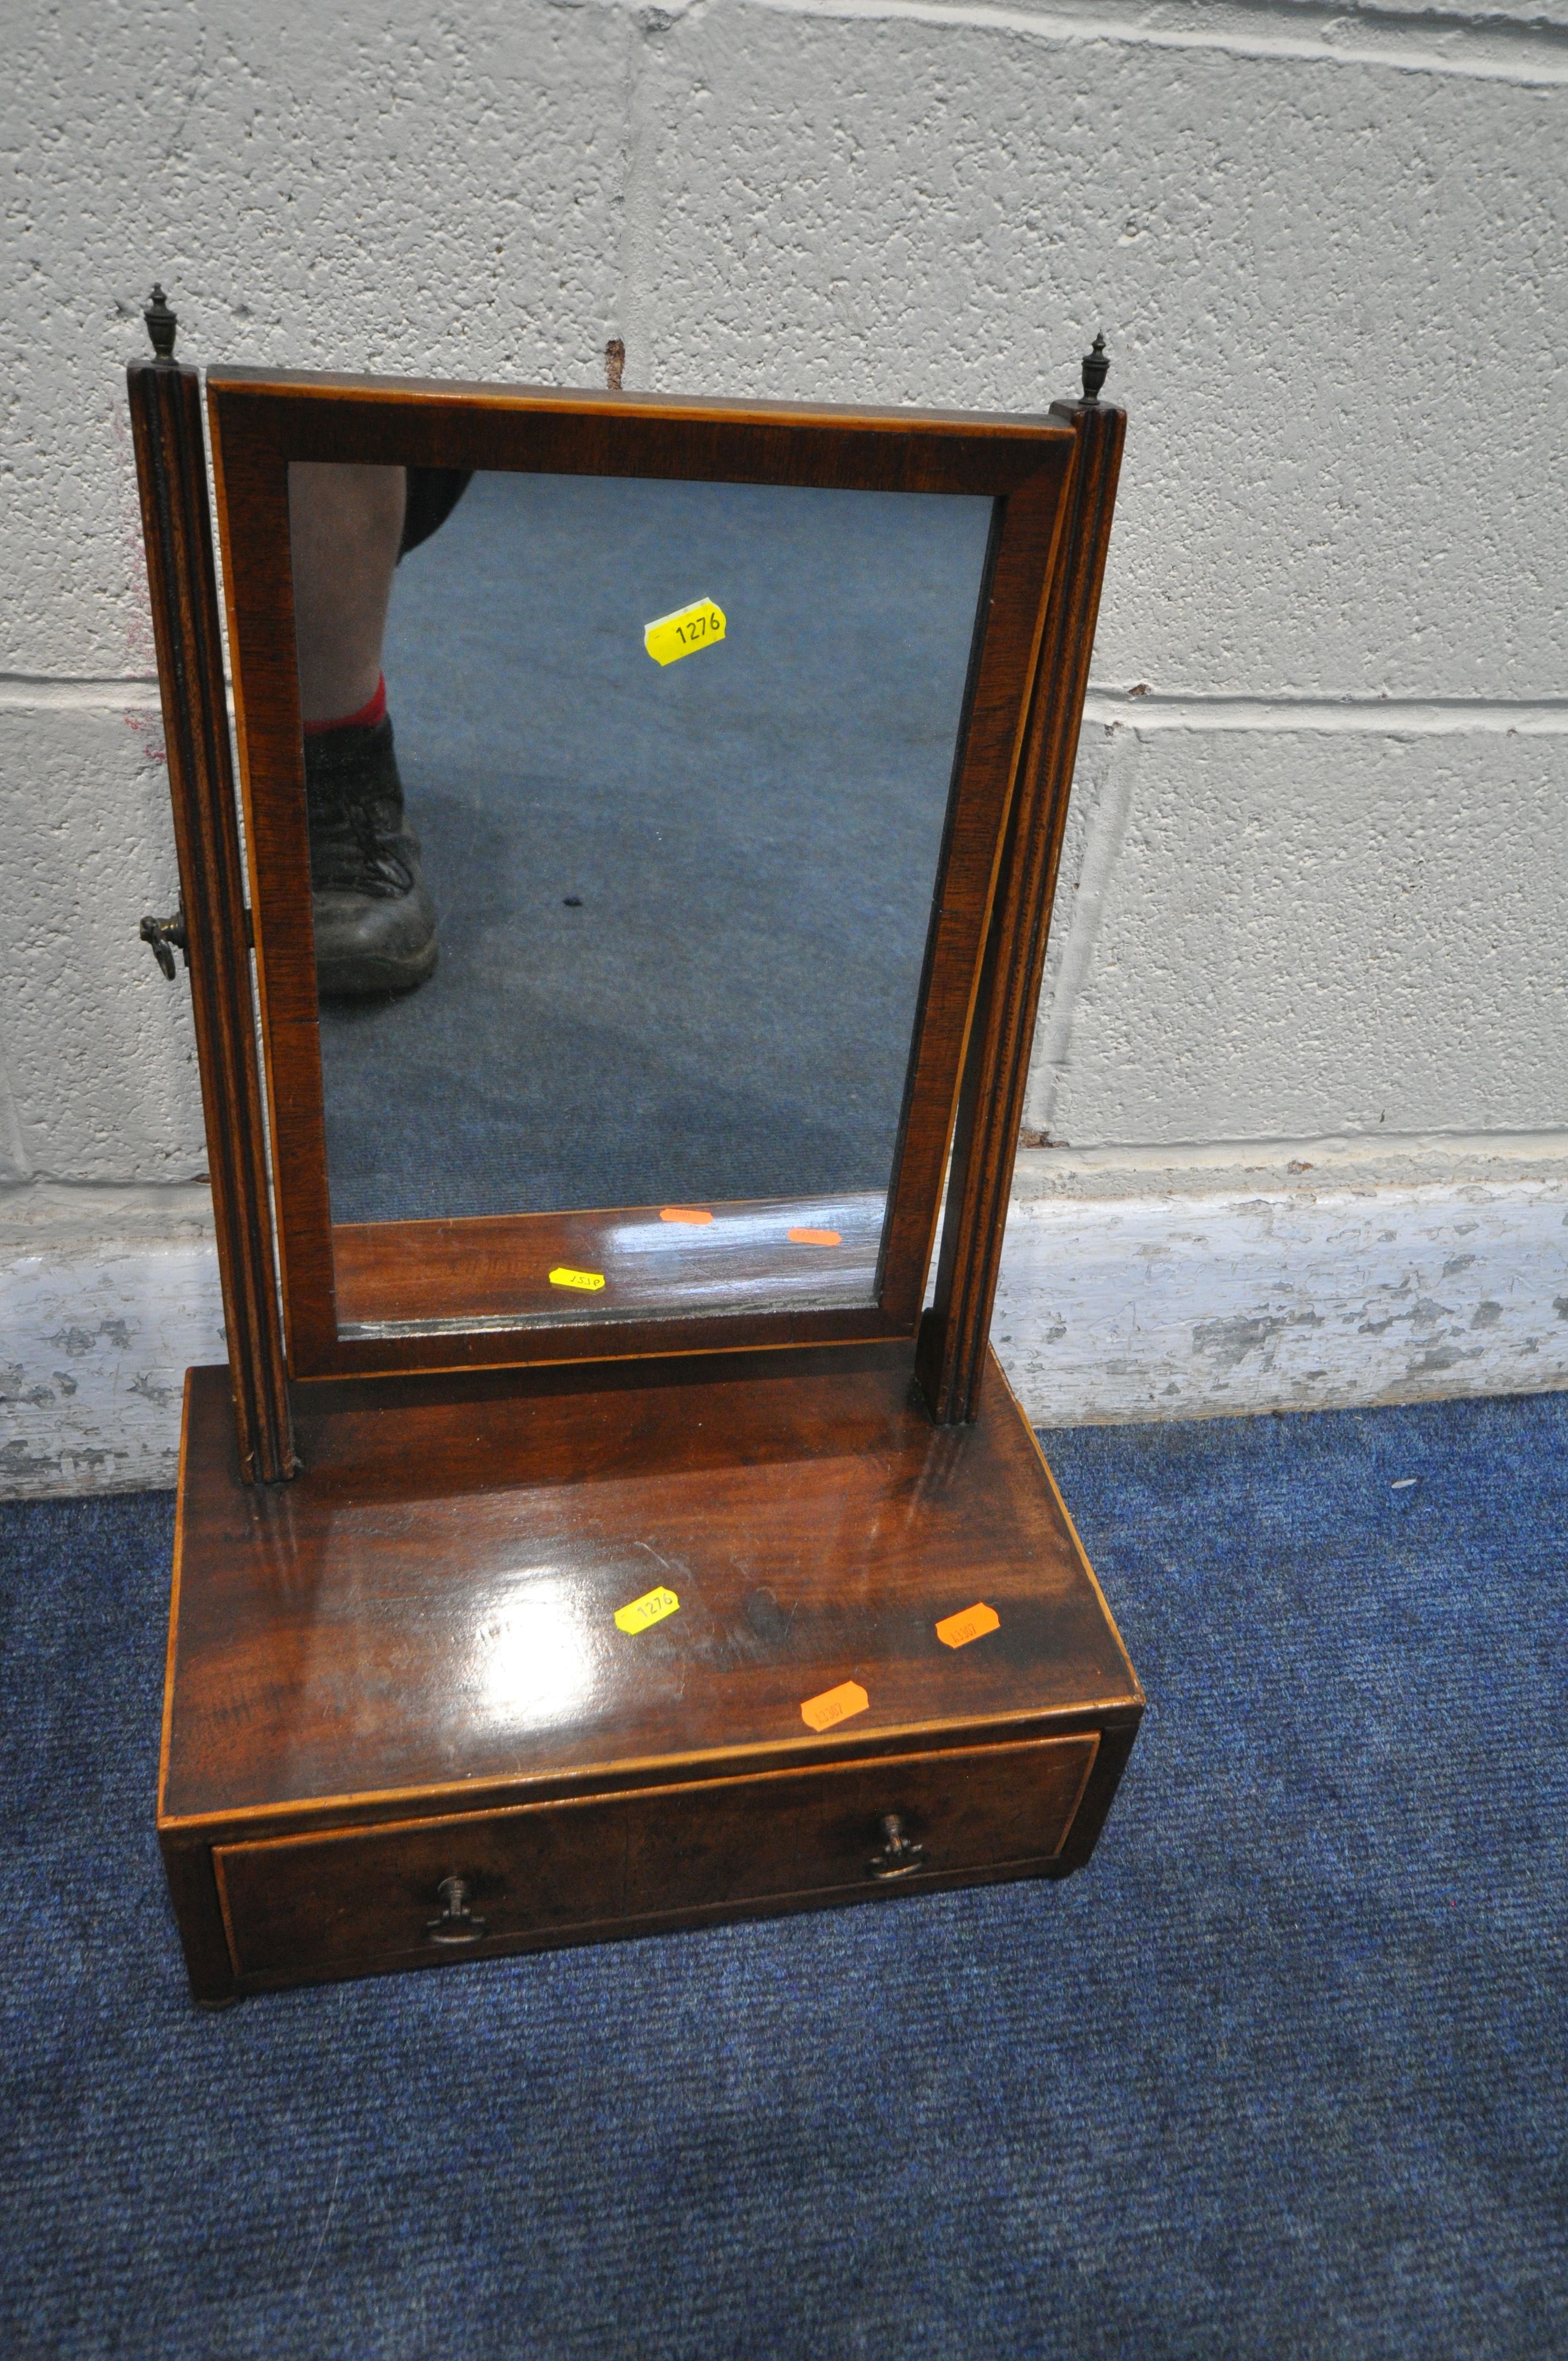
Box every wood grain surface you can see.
[214,1732,1100,1981]
[331,1190,888,1334]
[920,396,1128,1424]
[127,358,296,1483]
[161,1343,1140,1831]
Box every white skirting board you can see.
[994,1179,1568,1427]
[1,1238,225,1499]
[2,1179,1565,1497]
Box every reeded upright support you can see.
[917,349,1126,1425]
[127,300,297,1483]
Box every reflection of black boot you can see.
[304,712,438,997]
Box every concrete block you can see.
[627,4,1564,698]
[0,699,205,1181]
[1,0,636,675]
[1028,719,1568,1147]
[2,0,1561,698]
[2,0,1564,1494]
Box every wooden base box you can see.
[160,1348,1141,2003]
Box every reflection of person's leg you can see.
[288,462,439,998]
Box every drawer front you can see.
[215,1731,1099,1981]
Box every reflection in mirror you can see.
[287,464,995,1335]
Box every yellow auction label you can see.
[644,597,726,667]
[614,1584,680,1635]
[548,1266,606,1291]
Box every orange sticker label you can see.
[787,1227,841,1247]
[936,1602,1000,1650]
[800,1679,869,1733]
[660,1207,714,1226]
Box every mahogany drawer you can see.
[214,1731,1099,1982]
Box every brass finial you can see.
[144,284,177,362]
[1081,331,1109,402]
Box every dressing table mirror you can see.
[130,293,1140,2004]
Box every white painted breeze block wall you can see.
[2,0,1565,1493]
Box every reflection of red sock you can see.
[303,674,386,737]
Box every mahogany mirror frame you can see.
[205,368,1085,1387]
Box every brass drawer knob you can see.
[424,1875,488,1945]
[868,1813,927,1880]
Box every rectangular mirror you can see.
[209,373,1075,1379]
[290,463,995,1337]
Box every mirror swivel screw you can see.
[140,907,189,980]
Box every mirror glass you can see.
[287,462,995,1335]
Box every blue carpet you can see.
[2,1390,1564,2358]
